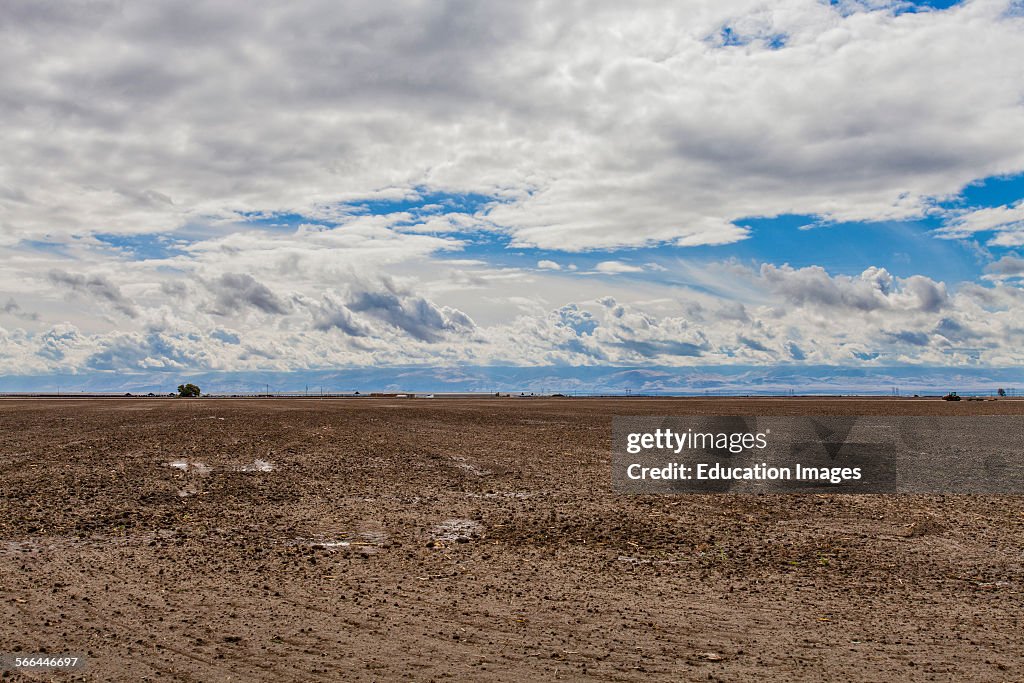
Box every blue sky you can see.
[2,0,1024,389]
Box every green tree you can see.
[177,383,201,397]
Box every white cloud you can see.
[594,261,645,274]
[938,200,1024,246]
[1,1,1023,251]
[3,0,1024,377]
[3,253,1024,374]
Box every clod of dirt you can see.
[449,456,491,477]
[903,517,946,538]
[178,484,200,498]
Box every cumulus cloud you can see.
[37,324,83,362]
[345,279,476,343]
[0,257,1021,373]
[310,294,372,337]
[757,264,947,312]
[537,260,561,270]
[85,332,210,371]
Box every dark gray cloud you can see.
[346,280,475,342]
[759,264,889,311]
[206,273,290,316]
[758,264,946,313]
[610,339,706,358]
[738,335,770,352]
[885,330,930,347]
[47,269,138,318]
[934,317,982,342]
[2,297,39,321]
[311,296,371,337]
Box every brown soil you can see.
[1,398,1023,681]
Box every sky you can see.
[2,0,1024,391]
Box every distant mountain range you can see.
[1,365,1021,396]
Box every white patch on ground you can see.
[449,456,491,477]
[307,530,389,554]
[237,459,275,472]
[431,518,483,542]
[165,460,211,474]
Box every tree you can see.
[998,388,1007,397]
[177,383,201,397]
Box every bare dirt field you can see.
[1,397,1023,681]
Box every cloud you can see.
[205,273,290,316]
[885,330,931,347]
[785,341,806,361]
[738,335,771,352]
[345,279,475,343]
[37,324,83,362]
[310,294,372,337]
[2,297,39,322]
[47,269,138,318]
[553,304,598,336]
[0,1,1022,251]
[210,328,241,345]
[3,1,1024,378]
[984,254,1024,279]
[83,330,235,371]
[594,261,645,274]
[3,257,1024,373]
[938,200,1024,246]
[757,264,947,312]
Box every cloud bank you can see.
[1,0,1023,381]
